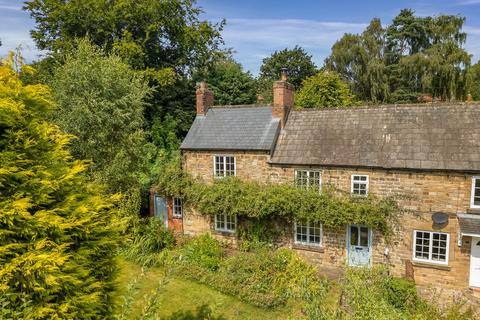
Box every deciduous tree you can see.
[50,40,151,193]
[295,71,355,108]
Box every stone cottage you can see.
[152,74,480,297]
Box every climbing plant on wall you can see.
[156,161,400,235]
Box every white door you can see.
[470,237,480,288]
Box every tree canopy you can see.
[0,59,118,319]
[50,40,151,193]
[325,9,471,103]
[201,58,257,105]
[24,0,225,75]
[295,71,355,108]
[467,61,480,101]
[257,46,317,103]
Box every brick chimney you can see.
[196,81,214,115]
[467,93,473,103]
[272,68,294,128]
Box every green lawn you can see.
[114,258,304,319]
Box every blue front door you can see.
[347,225,372,266]
[154,194,168,228]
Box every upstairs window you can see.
[214,156,235,178]
[173,197,183,218]
[295,170,321,191]
[471,177,480,208]
[351,175,369,196]
[295,221,322,246]
[214,214,236,233]
[413,230,449,265]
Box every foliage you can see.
[326,9,471,103]
[237,218,283,251]
[163,235,328,308]
[0,58,119,318]
[121,218,176,267]
[114,259,293,319]
[296,71,356,108]
[467,61,480,101]
[25,0,227,160]
[50,39,151,194]
[259,46,317,89]
[155,163,399,234]
[257,46,317,103]
[172,234,225,271]
[381,276,418,311]
[188,177,399,235]
[304,267,475,320]
[200,58,257,105]
[24,0,225,76]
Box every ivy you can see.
[156,161,399,235]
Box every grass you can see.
[114,258,303,319]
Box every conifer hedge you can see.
[0,60,119,318]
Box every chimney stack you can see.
[467,93,473,103]
[196,81,214,115]
[272,68,294,128]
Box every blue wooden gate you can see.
[347,225,372,266]
[154,194,168,228]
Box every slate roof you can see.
[180,106,280,151]
[458,213,480,236]
[270,104,480,172]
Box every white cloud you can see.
[0,0,22,11]
[222,18,368,74]
[456,0,480,5]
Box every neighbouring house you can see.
[153,74,480,299]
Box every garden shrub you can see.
[163,235,328,308]
[122,217,175,267]
[177,234,225,271]
[340,267,403,319]
[381,276,418,311]
[322,267,476,320]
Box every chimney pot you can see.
[280,67,288,81]
[196,81,214,115]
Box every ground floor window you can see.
[413,230,449,264]
[294,221,322,246]
[214,214,236,233]
[173,197,183,218]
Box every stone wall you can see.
[181,150,477,293]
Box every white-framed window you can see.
[294,221,322,246]
[214,214,236,233]
[351,174,369,196]
[173,197,183,218]
[213,155,235,178]
[471,177,480,208]
[412,230,449,265]
[295,170,321,191]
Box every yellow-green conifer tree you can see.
[0,57,119,319]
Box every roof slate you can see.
[180,106,280,151]
[270,104,480,171]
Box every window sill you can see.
[172,216,183,219]
[467,208,480,215]
[292,243,324,253]
[411,260,451,271]
[213,230,236,237]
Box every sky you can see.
[1,0,480,75]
